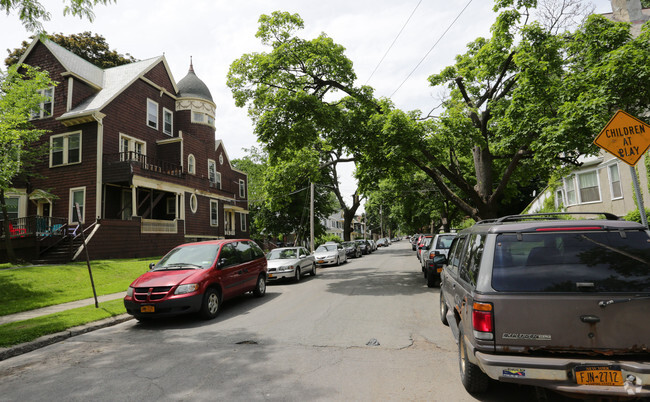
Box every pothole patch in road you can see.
[235,340,259,345]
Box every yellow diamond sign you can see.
[594,110,650,166]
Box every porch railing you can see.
[105,152,183,178]
[1,216,68,239]
[141,219,177,234]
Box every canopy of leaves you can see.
[0,0,115,32]
[5,31,136,68]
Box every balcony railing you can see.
[105,152,183,178]
[141,219,177,234]
[1,216,68,239]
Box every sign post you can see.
[594,110,650,229]
[75,202,98,308]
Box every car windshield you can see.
[267,248,297,260]
[491,231,650,292]
[316,245,337,252]
[156,244,218,269]
[436,235,456,249]
[343,242,354,247]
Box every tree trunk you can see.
[0,189,18,265]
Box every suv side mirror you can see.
[217,258,227,269]
[299,254,307,259]
[432,255,447,266]
[149,262,156,270]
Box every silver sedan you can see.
[313,243,347,266]
[266,247,316,282]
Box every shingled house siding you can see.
[71,79,97,110]
[144,62,176,94]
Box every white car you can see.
[313,243,347,266]
[266,247,316,282]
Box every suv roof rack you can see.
[495,212,620,223]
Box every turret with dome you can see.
[176,58,216,128]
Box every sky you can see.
[1,0,615,211]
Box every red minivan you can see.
[124,239,267,321]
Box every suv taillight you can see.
[428,250,438,259]
[472,302,494,340]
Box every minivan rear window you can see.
[491,230,650,292]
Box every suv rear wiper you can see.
[598,295,650,307]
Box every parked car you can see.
[438,213,650,398]
[416,234,433,262]
[354,239,371,255]
[411,234,421,250]
[266,246,316,282]
[124,239,267,321]
[342,241,362,258]
[368,239,377,251]
[376,238,389,247]
[421,233,457,287]
[314,242,347,266]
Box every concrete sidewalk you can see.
[0,292,127,325]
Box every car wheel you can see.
[311,263,317,276]
[254,274,266,297]
[294,267,301,282]
[200,288,221,320]
[439,291,449,326]
[459,328,489,393]
[427,270,438,288]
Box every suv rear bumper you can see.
[475,351,650,397]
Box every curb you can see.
[0,314,133,362]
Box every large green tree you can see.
[1,63,54,263]
[6,31,136,68]
[228,11,373,240]
[1,0,115,32]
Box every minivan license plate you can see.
[574,365,623,386]
[140,305,155,313]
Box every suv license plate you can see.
[140,305,155,313]
[574,365,623,386]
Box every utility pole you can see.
[310,182,314,253]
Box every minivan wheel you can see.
[458,328,489,393]
[294,267,301,282]
[427,270,438,288]
[311,263,317,276]
[439,291,449,326]
[200,288,221,320]
[254,274,266,297]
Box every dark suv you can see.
[437,213,650,398]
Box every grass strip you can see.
[0,299,127,347]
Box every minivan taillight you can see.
[472,302,494,340]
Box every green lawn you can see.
[0,257,159,348]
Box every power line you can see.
[390,0,474,98]
[365,0,423,85]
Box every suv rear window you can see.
[491,230,650,292]
[436,235,455,249]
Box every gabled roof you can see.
[18,37,179,122]
[215,139,246,176]
[18,38,104,89]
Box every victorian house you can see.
[1,38,249,262]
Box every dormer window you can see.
[147,99,158,129]
[31,87,54,119]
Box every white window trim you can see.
[190,193,198,213]
[163,107,173,136]
[147,99,158,129]
[215,172,222,189]
[188,154,196,175]
[69,186,86,224]
[31,87,54,119]
[554,189,565,210]
[564,176,577,206]
[239,179,246,198]
[208,159,217,184]
[239,213,247,232]
[210,200,219,227]
[50,131,82,167]
[607,163,623,201]
[166,197,175,215]
[576,169,602,204]
[191,111,215,128]
[119,133,147,155]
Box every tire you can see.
[427,269,438,288]
[311,263,317,276]
[294,267,301,282]
[253,274,266,297]
[458,328,489,393]
[200,288,221,320]
[439,291,449,326]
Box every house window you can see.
[239,179,246,198]
[51,132,81,167]
[192,111,204,123]
[147,99,158,129]
[208,159,218,187]
[565,176,576,205]
[609,164,622,199]
[31,87,54,119]
[188,154,195,174]
[578,170,600,203]
[190,194,197,213]
[119,134,145,161]
[239,213,246,232]
[3,196,19,219]
[163,108,173,135]
[215,172,222,189]
[555,189,564,209]
[210,200,219,226]
[70,187,85,223]
[166,197,176,215]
